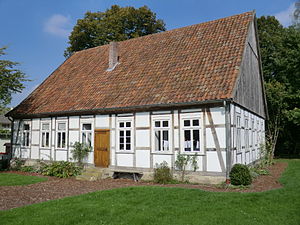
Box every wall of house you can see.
[11,106,229,175]
[230,104,265,166]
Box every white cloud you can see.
[275,2,296,27]
[44,14,72,38]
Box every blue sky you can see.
[0,0,296,108]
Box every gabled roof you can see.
[8,11,256,118]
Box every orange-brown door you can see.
[94,129,110,167]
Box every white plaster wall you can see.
[174,129,179,148]
[69,130,79,145]
[206,152,226,172]
[32,119,40,130]
[135,112,150,127]
[153,154,172,168]
[95,115,109,128]
[69,116,79,129]
[56,151,68,161]
[136,130,150,147]
[31,146,39,159]
[209,107,225,124]
[206,127,226,149]
[40,149,51,160]
[31,130,39,145]
[21,148,29,159]
[117,154,134,167]
[136,150,150,168]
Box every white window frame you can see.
[56,120,68,149]
[80,121,93,148]
[40,121,51,149]
[117,117,134,152]
[180,113,204,154]
[21,121,31,148]
[151,115,172,153]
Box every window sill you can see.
[116,150,134,154]
[151,151,173,155]
[180,151,205,156]
[40,147,51,150]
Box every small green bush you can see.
[20,166,36,173]
[10,158,25,171]
[40,161,82,178]
[154,161,173,184]
[229,164,252,186]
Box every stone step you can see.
[76,167,112,181]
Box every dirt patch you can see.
[0,162,287,210]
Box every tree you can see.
[257,16,300,157]
[0,47,28,111]
[64,5,166,57]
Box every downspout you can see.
[224,100,232,183]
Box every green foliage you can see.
[175,153,198,182]
[10,158,25,171]
[0,47,29,109]
[153,161,173,184]
[0,173,47,186]
[40,161,82,178]
[257,16,300,157]
[71,142,92,166]
[65,5,166,57]
[229,164,252,186]
[20,166,36,173]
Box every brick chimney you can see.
[107,41,119,71]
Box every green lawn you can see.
[1,160,299,225]
[0,173,47,186]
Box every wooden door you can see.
[94,129,110,167]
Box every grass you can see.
[0,173,47,186]
[0,159,299,225]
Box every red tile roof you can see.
[9,11,254,118]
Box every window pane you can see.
[155,121,160,128]
[42,133,45,147]
[120,122,124,128]
[126,122,131,127]
[184,130,191,151]
[163,130,169,151]
[120,143,124,150]
[46,132,49,147]
[155,130,161,151]
[58,123,66,130]
[62,132,66,148]
[192,120,199,126]
[42,123,49,130]
[193,130,200,151]
[162,121,168,127]
[126,144,131,150]
[87,133,92,147]
[82,133,87,144]
[57,133,61,147]
[24,124,30,130]
[82,123,91,130]
[120,137,124,144]
[126,137,130,144]
[120,130,124,137]
[184,120,190,127]
[126,130,131,137]
[26,133,30,146]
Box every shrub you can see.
[71,142,92,166]
[20,166,36,173]
[174,153,198,182]
[10,158,25,171]
[40,161,82,178]
[229,164,252,186]
[154,161,173,184]
[0,159,9,171]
